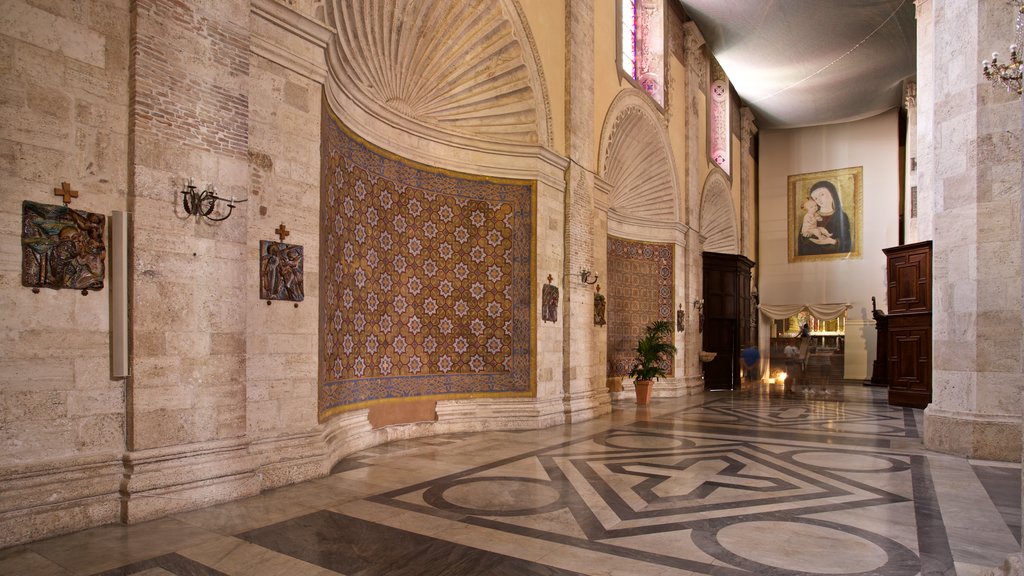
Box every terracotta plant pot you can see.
[634,379,653,405]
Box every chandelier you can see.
[982,0,1024,96]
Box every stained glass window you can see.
[710,79,730,174]
[620,0,664,107]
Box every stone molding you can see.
[681,20,707,91]
[323,84,568,191]
[250,0,333,83]
[607,209,692,247]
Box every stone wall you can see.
[0,0,759,548]
[0,0,130,546]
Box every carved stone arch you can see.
[699,169,738,253]
[323,0,551,149]
[599,89,680,223]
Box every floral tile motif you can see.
[319,110,535,417]
[607,237,674,377]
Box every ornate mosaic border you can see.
[607,236,674,377]
[319,105,536,420]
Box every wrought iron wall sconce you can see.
[579,269,598,285]
[180,178,248,222]
[693,298,704,312]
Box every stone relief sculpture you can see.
[260,240,304,302]
[677,304,685,332]
[542,274,558,323]
[594,285,606,327]
[22,201,106,292]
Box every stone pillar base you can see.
[249,430,330,490]
[0,453,122,548]
[563,388,612,423]
[923,407,1022,462]
[120,438,260,524]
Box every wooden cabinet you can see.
[702,252,755,391]
[883,241,932,408]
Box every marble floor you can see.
[2,383,1021,575]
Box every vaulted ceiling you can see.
[677,0,917,129]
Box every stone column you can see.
[922,0,1023,462]
[562,1,610,421]
[739,107,758,261]
[682,21,707,381]
[123,0,258,521]
[904,81,920,244]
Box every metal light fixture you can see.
[180,178,248,222]
[579,269,599,285]
[982,0,1024,96]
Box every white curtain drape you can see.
[755,303,851,381]
[758,303,851,321]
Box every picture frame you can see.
[787,166,863,262]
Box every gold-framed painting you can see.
[787,166,863,262]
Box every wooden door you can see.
[702,252,754,391]
[883,241,932,408]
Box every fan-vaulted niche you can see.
[699,171,737,253]
[601,91,679,223]
[325,0,549,147]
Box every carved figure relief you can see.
[22,201,106,291]
[594,285,607,327]
[542,274,558,323]
[677,304,685,332]
[260,240,304,302]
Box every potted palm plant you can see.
[628,319,677,405]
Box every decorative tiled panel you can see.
[606,237,674,377]
[319,108,535,419]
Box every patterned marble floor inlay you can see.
[2,384,1018,576]
[370,428,927,574]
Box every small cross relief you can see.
[275,223,290,242]
[54,182,78,205]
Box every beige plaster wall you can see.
[758,110,901,381]
[593,1,620,167]
[518,0,566,156]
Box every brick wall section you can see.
[127,0,251,450]
[131,0,249,160]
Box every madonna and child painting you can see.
[787,166,863,262]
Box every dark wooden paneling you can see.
[882,241,932,408]
[884,241,932,314]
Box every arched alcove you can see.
[316,0,567,452]
[324,0,552,162]
[699,170,738,254]
[598,89,682,396]
[600,91,679,224]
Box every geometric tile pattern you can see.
[13,385,1020,576]
[370,428,927,574]
[319,108,536,418]
[667,396,915,438]
[606,236,674,376]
